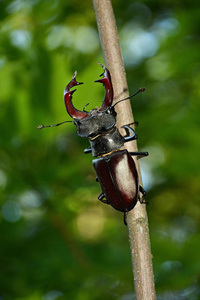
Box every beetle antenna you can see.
[37,120,72,130]
[113,88,145,107]
[83,103,89,112]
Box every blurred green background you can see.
[0,0,200,299]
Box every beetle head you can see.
[64,63,116,137]
[74,106,117,137]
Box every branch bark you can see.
[92,1,156,299]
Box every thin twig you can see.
[92,1,156,299]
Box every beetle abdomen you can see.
[93,149,139,212]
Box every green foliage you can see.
[0,0,200,299]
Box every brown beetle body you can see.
[63,63,148,214]
[93,150,139,212]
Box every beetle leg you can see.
[129,151,149,159]
[124,212,127,226]
[125,121,139,127]
[84,147,92,154]
[98,193,109,204]
[122,125,138,142]
[139,185,149,204]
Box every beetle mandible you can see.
[38,63,148,215]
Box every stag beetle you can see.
[38,63,148,215]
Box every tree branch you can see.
[92,1,156,299]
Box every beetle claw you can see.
[95,63,114,111]
[64,71,88,120]
[97,62,106,77]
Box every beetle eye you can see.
[106,106,116,116]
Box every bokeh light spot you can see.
[2,200,22,222]
[76,207,105,241]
